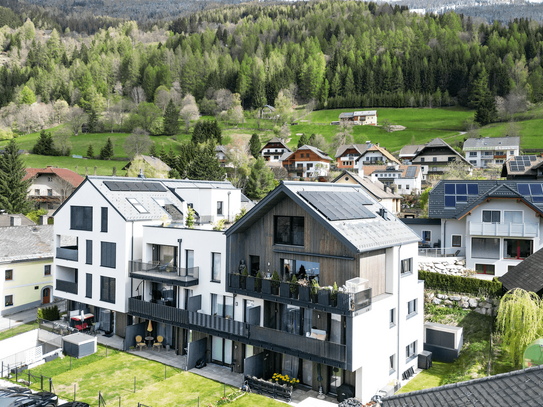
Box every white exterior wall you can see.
[407,223,442,247]
[296,161,330,178]
[395,177,421,195]
[173,187,241,224]
[28,174,69,215]
[351,243,423,402]
[262,148,289,162]
[465,148,518,168]
[456,199,543,277]
[361,152,389,164]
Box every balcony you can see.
[227,274,372,317]
[129,260,199,287]
[128,297,347,367]
[469,222,539,238]
[56,279,78,295]
[56,246,78,261]
[128,297,248,338]
[418,247,465,258]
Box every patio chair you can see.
[153,335,163,352]
[135,335,146,351]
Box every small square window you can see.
[35,189,40,196]
[5,295,13,307]
[401,258,413,275]
[389,354,395,373]
[44,265,51,276]
[5,269,13,281]
[47,189,53,196]
[407,299,417,317]
[452,235,462,247]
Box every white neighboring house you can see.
[463,136,520,168]
[24,167,84,216]
[53,176,245,335]
[260,137,292,164]
[358,165,423,195]
[428,180,543,278]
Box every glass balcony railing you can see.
[56,279,78,295]
[129,260,199,286]
[56,246,78,261]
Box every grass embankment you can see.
[0,321,39,341]
[17,345,283,407]
[397,304,514,394]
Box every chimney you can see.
[138,169,146,179]
[10,215,21,226]
[39,215,48,225]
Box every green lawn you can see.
[397,304,515,395]
[0,321,39,341]
[22,154,128,176]
[18,346,283,407]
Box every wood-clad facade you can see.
[336,148,360,169]
[227,195,386,294]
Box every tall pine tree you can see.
[100,138,114,160]
[249,133,261,158]
[187,143,225,181]
[0,139,32,214]
[298,134,309,148]
[163,99,179,136]
[245,157,274,201]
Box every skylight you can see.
[127,198,149,213]
[444,183,479,208]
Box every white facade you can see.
[463,137,519,168]
[27,173,79,215]
[299,161,330,178]
[441,199,543,278]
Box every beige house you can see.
[338,110,377,125]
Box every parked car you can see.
[0,391,58,407]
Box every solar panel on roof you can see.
[298,191,376,221]
[530,155,537,162]
[518,184,530,195]
[405,166,417,178]
[456,184,467,195]
[468,184,478,195]
[103,181,167,192]
[518,164,526,171]
[534,197,543,203]
[531,184,543,196]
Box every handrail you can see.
[129,260,199,280]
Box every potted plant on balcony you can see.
[271,270,280,295]
[298,279,310,302]
[262,273,272,295]
[337,288,350,311]
[280,275,291,298]
[240,268,248,290]
[318,286,330,306]
[255,271,263,293]
[330,282,338,307]
[230,272,241,289]
[310,279,319,303]
[289,274,299,299]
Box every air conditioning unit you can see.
[345,277,369,293]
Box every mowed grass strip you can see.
[23,154,128,176]
[0,322,39,341]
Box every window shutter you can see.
[101,207,108,232]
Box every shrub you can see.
[418,270,502,297]
[255,271,262,291]
[37,304,60,321]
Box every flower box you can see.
[247,276,256,292]
[299,286,310,302]
[337,292,351,311]
[280,282,290,298]
[318,290,330,306]
[262,279,272,295]
[230,274,240,289]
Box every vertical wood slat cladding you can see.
[359,250,386,296]
[228,196,358,287]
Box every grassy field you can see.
[396,303,514,395]
[20,346,283,407]
[0,321,38,341]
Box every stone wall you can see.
[426,290,499,316]
[419,258,471,277]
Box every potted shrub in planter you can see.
[255,271,263,293]
[247,274,255,292]
[299,279,310,302]
[271,270,281,295]
[337,290,350,311]
[289,274,299,299]
[240,268,248,289]
[310,279,319,303]
[330,282,338,307]
[262,273,272,294]
[318,287,330,306]
[230,272,240,289]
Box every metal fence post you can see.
[28,370,31,386]
[119,395,121,407]
[15,366,17,383]
[74,384,76,401]
[99,391,101,407]
[134,377,136,393]
[49,378,52,393]
[41,375,43,391]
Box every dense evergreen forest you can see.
[0,0,540,120]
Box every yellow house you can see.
[0,219,54,316]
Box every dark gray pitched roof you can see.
[413,138,472,166]
[428,180,543,219]
[0,225,53,262]
[399,144,425,157]
[381,364,543,407]
[463,136,520,150]
[335,143,371,158]
[260,137,291,153]
[297,145,332,160]
[500,247,543,293]
[331,170,401,199]
[501,155,543,178]
[226,181,419,253]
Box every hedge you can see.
[37,304,60,321]
[418,270,503,297]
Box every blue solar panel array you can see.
[104,181,167,192]
[405,166,417,178]
[517,184,543,203]
[444,183,479,208]
[298,191,376,221]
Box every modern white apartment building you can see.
[463,136,520,168]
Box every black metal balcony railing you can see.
[128,297,346,367]
[227,274,372,316]
[56,279,78,295]
[129,260,199,287]
[56,246,78,261]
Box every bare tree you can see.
[311,134,330,152]
[66,106,87,136]
[333,122,354,150]
[502,121,521,138]
[52,100,69,124]
[381,118,394,133]
[131,86,146,106]
[15,104,37,134]
[154,88,171,112]
[50,175,76,204]
[504,90,528,118]
[53,128,72,156]
[124,128,153,159]
[213,89,233,112]
[179,104,200,133]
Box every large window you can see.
[401,258,413,275]
[472,238,500,259]
[70,206,93,231]
[452,235,462,247]
[212,253,221,282]
[421,231,431,243]
[5,269,12,281]
[100,242,116,268]
[406,341,417,361]
[101,207,108,232]
[86,273,92,298]
[274,216,304,246]
[504,239,533,260]
[504,211,522,223]
[482,210,500,223]
[475,264,495,275]
[100,276,116,303]
[211,294,233,319]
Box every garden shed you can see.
[62,333,97,358]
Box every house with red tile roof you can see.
[24,167,84,215]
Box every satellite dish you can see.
[523,338,543,368]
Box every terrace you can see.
[129,260,199,287]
